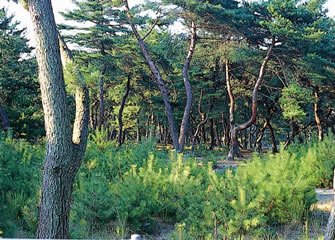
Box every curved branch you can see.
[235,36,275,132]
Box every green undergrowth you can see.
[70,133,335,239]
[0,133,43,237]
[1,131,334,238]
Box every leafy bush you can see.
[0,133,43,237]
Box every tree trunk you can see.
[98,63,107,129]
[210,118,215,150]
[313,89,323,141]
[227,37,275,161]
[284,121,299,148]
[178,21,197,151]
[255,121,268,153]
[267,121,277,153]
[222,112,229,147]
[191,116,208,153]
[229,128,241,159]
[225,59,242,159]
[255,110,274,153]
[215,121,222,147]
[28,1,89,238]
[118,76,131,146]
[124,1,180,150]
[0,104,10,132]
[136,118,141,143]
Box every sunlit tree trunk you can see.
[313,89,323,141]
[27,0,89,238]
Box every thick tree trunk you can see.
[118,76,131,146]
[229,128,242,159]
[0,104,10,132]
[178,21,196,151]
[313,89,323,141]
[28,1,89,238]
[227,37,275,161]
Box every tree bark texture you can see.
[118,76,131,146]
[227,37,275,161]
[27,1,89,238]
[0,104,10,132]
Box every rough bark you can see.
[227,37,275,161]
[0,104,10,132]
[178,20,197,151]
[313,89,323,141]
[27,1,89,238]
[118,76,131,146]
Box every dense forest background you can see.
[0,0,335,239]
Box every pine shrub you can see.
[0,134,42,237]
